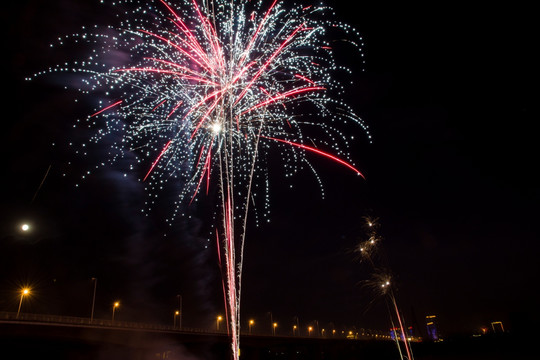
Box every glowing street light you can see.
[217,315,223,331]
[272,322,278,336]
[308,326,313,336]
[16,288,30,318]
[112,301,120,321]
[249,319,254,334]
[174,310,180,328]
[293,325,297,336]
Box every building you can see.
[425,315,440,341]
[491,321,504,333]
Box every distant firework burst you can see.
[31,0,370,357]
[357,217,415,360]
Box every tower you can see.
[425,315,440,341]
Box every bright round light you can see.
[210,123,222,134]
[21,224,30,232]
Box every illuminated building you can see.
[389,327,402,341]
[426,315,440,341]
[390,326,416,342]
[491,321,504,333]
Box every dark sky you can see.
[1,0,538,339]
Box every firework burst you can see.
[30,1,369,357]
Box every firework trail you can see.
[357,217,415,360]
[31,1,369,357]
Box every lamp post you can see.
[273,322,277,336]
[90,278,97,322]
[249,319,254,334]
[293,325,297,336]
[174,310,180,328]
[112,301,120,321]
[293,315,300,336]
[217,316,222,331]
[16,288,30,319]
[308,326,313,336]
[176,294,182,329]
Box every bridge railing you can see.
[0,311,213,334]
[0,311,394,340]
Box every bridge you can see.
[1,311,397,359]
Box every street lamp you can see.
[308,326,313,336]
[217,315,222,331]
[112,301,120,321]
[293,325,297,336]
[16,288,30,318]
[273,322,277,336]
[174,310,180,328]
[249,319,254,334]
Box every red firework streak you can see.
[263,136,365,178]
[143,140,172,181]
[239,86,326,116]
[90,100,123,117]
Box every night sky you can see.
[2,0,538,339]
